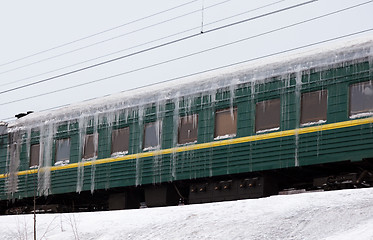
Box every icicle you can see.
[152,101,164,184]
[38,122,55,196]
[172,94,180,179]
[6,131,21,198]
[294,131,299,167]
[25,128,32,164]
[137,106,144,151]
[173,94,180,147]
[294,67,302,167]
[135,106,145,186]
[155,101,163,147]
[135,157,142,186]
[90,113,99,194]
[250,79,256,101]
[229,78,239,119]
[76,115,88,193]
[106,110,114,128]
[124,108,129,124]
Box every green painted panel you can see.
[1,59,372,201]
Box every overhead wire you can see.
[0,15,370,106]
[0,0,317,96]
[0,0,233,76]
[3,1,372,121]
[2,27,372,122]
[0,0,200,68]
[0,0,288,88]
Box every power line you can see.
[0,0,317,96]
[0,0,287,88]
[0,0,200,68]
[0,0,370,109]
[208,0,286,26]
[2,26,372,115]
[0,0,232,76]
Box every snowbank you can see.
[1,188,373,239]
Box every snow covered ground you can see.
[0,188,372,240]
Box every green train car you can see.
[1,38,373,213]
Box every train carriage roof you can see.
[8,35,373,129]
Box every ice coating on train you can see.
[3,36,373,197]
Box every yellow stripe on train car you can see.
[0,117,372,179]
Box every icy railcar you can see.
[1,38,373,212]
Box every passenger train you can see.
[0,37,373,213]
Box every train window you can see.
[255,98,280,132]
[349,81,373,118]
[300,90,327,125]
[178,114,198,144]
[214,108,237,139]
[30,144,40,167]
[111,127,129,154]
[143,121,161,150]
[83,134,97,159]
[55,138,70,163]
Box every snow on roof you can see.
[0,122,7,135]
[9,35,373,128]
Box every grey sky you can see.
[0,0,372,121]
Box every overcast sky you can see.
[0,0,372,121]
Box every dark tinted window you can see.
[178,114,198,144]
[55,138,70,162]
[300,90,327,124]
[111,127,129,154]
[350,81,373,116]
[215,108,237,138]
[83,134,97,159]
[30,144,40,167]
[143,121,161,150]
[255,98,280,132]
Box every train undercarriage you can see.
[2,158,373,215]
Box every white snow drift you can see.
[0,188,372,240]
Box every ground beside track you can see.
[0,187,372,239]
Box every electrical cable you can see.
[114,29,373,93]
[0,0,232,76]
[0,0,317,96]
[0,0,369,109]
[0,0,287,88]
[1,27,371,116]
[0,0,200,68]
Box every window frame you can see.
[349,80,373,118]
[300,89,328,125]
[55,138,71,163]
[143,121,161,150]
[29,143,40,168]
[111,127,130,155]
[255,98,281,133]
[178,114,199,145]
[214,107,237,139]
[82,133,98,159]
